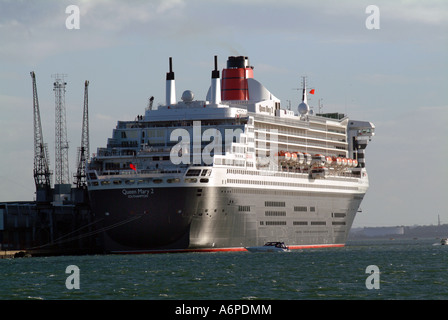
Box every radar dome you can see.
[181,90,194,102]
[298,101,310,115]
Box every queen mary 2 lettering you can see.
[86,55,375,253]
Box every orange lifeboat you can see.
[325,156,333,166]
[347,158,353,167]
[353,159,358,167]
[290,152,298,162]
[275,151,286,163]
[284,151,291,162]
[341,158,348,166]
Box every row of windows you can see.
[332,212,346,218]
[265,221,287,226]
[265,201,286,207]
[254,121,346,136]
[260,221,347,226]
[293,206,316,212]
[226,168,359,183]
[229,187,351,198]
[238,206,251,212]
[265,211,286,217]
[227,179,359,191]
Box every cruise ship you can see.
[86,55,375,253]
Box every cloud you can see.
[79,0,185,32]
[0,0,186,63]
[2,0,447,64]
[385,0,448,26]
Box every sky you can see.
[0,0,447,228]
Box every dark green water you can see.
[1,239,447,300]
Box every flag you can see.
[309,89,315,94]
[130,163,137,171]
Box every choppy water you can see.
[1,238,447,300]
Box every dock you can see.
[0,250,28,259]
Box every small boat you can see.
[245,242,290,252]
[441,238,447,245]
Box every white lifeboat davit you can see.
[296,152,305,165]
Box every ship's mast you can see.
[74,80,90,188]
[301,76,308,104]
[166,57,176,106]
[53,74,70,185]
[31,71,52,193]
[297,76,310,117]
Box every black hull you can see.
[88,187,196,252]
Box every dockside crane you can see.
[31,71,52,202]
[74,80,90,189]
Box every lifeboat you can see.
[303,153,312,166]
[290,152,298,162]
[275,151,285,163]
[332,156,342,167]
[325,156,333,166]
[347,158,353,167]
[275,151,295,164]
[341,158,348,167]
[310,167,328,179]
[312,154,326,167]
[352,159,358,167]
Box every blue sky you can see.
[1,0,447,227]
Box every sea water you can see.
[1,238,447,300]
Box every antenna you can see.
[318,98,324,114]
[53,74,70,185]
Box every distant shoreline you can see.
[349,223,448,240]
